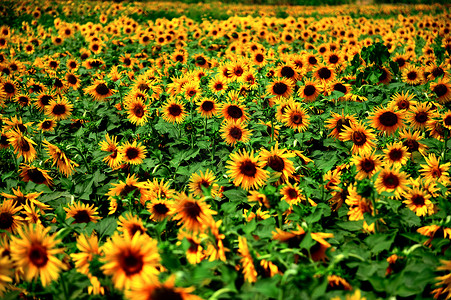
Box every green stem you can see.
[60,272,69,300]
[72,145,91,173]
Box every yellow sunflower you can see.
[7,130,37,163]
[226,149,268,190]
[188,169,219,197]
[220,119,252,146]
[172,192,217,233]
[162,98,187,124]
[119,140,147,165]
[339,121,377,155]
[45,96,73,121]
[281,101,310,132]
[375,165,409,199]
[64,201,101,224]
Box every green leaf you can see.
[95,217,117,239]
[336,220,364,231]
[399,208,421,227]
[364,232,396,255]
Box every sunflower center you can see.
[128,224,145,236]
[403,139,419,152]
[281,66,295,79]
[444,116,451,126]
[411,194,425,206]
[304,85,316,97]
[168,104,182,117]
[333,83,347,94]
[175,55,184,62]
[19,137,31,152]
[379,69,388,81]
[214,83,223,91]
[268,155,285,172]
[431,169,442,178]
[433,84,448,97]
[31,84,43,93]
[201,101,214,112]
[351,131,367,146]
[28,169,47,184]
[329,55,339,64]
[153,203,169,215]
[196,56,206,66]
[287,188,298,199]
[40,95,52,106]
[255,54,264,63]
[18,96,29,105]
[67,74,77,84]
[317,67,331,80]
[133,105,145,118]
[54,78,63,88]
[52,104,67,115]
[4,82,15,94]
[240,160,257,177]
[308,56,317,65]
[42,121,52,129]
[397,100,409,110]
[336,118,351,133]
[407,71,417,80]
[382,173,399,189]
[233,67,243,77]
[187,89,196,97]
[150,286,184,300]
[184,201,201,219]
[49,61,58,69]
[125,147,139,160]
[227,105,243,119]
[291,113,303,125]
[396,58,406,67]
[69,61,77,69]
[71,210,91,223]
[361,159,375,173]
[95,83,110,96]
[29,243,49,267]
[432,67,444,78]
[273,82,288,96]
[120,251,144,276]
[388,149,403,161]
[379,111,398,127]
[0,212,13,230]
[414,112,428,124]
[229,126,243,140]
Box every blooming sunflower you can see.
[99,133,123,169]
[267,77,295,99]
[209,75,228,95]
[45,96,73,121]
[146,198,175,222]
[280,182,306,205]
[101,232,161,290]
[220,119,251,146]
[350,151,382,180]
[172,192,217,233]
[35,91,55,112]
[10,223,66,287]
[19,164,53,186]
[388,90,416,111]
[417,225,451,246]
[419,153,450,186]
[297,79,323,102]
[119,140,147,165]
[399,128,428,155]
[43,140,78,177]
[125,97,149,126]
[431,260,451,300]
[226,149,268,191]
[281,101,310,132]
[0,199,22,234]
[368,106,404,136]
[64,201,101,224]
[313,64,335,83]
[382,141,411,167]
[443,110,451,130]
[196,97,218,119]
[38,119,56,132]
[84,79,115,101]
[219,100,248,123]
[403,185,434,217]
[117,212,147,238]
[259,142,295,182]
[402,65,422,85]
[65,72,81,90]
[406,101,434,131]
[188,169,219,198]
[430,77,451,104]
[162,98,187,124]
[325,111,358,141]
[7,130,37,163]
[107,174,151,208]
[70,233,101,275]
[339,121,377,155]
[375,165,409,199]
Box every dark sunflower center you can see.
[184,201,201,219]
[329,55,339,64]
[31,84,43,93]
[120,251,144,276]
[291,113,303,125]
[67,75,77,84]
[317,67,331,80]
[18,96,29,105]
[72,210,91,223]
[137,83,149,92]
[120,184,138,197]
[351,131,367,146]
[433,84,448,97]
[166,105,183,118]
[4,82,15,94]
[201,100,214,112]
[142,36,150,42]
[388,149,403,161]
[0,212,13,230]
[229,127,243,140]
[240,160,257,177]
[414,112,428,124]
[383,173,399,189]
[227,105,243,119]
[42,121,52,129]
[396,58,406,67]
[150,286,184,300]
[431,169,442,178]
[187,89,196,97]
[133,105,145,118]
[304,85,316,97]
[287,188,298,199]
[336,118,351,133]
[268,155,285,172]
[403,139,419,152]
[0,134,9,146]
[361,159,375,173]
[233,67,243,77]
[153,203,169,215]
[379,111,398,127]
[54,78,63,88]
[19,137,31,152]
[432,67,444,78]
[214,83,223,90]
[444,116,451,126]
[125,147,139,160]
[69,61,77,68]
[52,104,66,115]
[272,82,287,95]
[397,100,409,110]
[281,66,295,79]
[333,83,347,94]
[411,194,425,206]
[407,71,417,80]
[129,224,144,236]
[49,61,58,68]
[95,83,110,96]
[379,69,388,81]
[255,54,264,63]
[40,95,52,106]
[28,169,47,184]
[29,243,49,267]
[308,56,317,65]
[175,55,184,62]
[123,58,131,66]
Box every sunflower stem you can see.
[204,117,207,136]
[72,144,91,174]
[60,272,69,300]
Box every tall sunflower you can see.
[220,119,251,146]
[84,79,115,101]
[162,98,187,124]
[10,223,67,287]
[226,149,268,190]
[64,201,101,224]
[350,151,382,180]
[19,164,53,186]
[101,232,161,290]
[172,192,217,233]
[7,130,37,163]
[45,96,73,121]
[339,121,377,155]
[188,169,219,197]
[119,140,147,165]
[375,165,409,199]
[281,101,310,132]
[368,106,404,136]
[259,142,296,182]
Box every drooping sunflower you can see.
[125,97,149,126]
[382,141,411,167]
[297,79,323,102]
[7,130,37,163]
[375,165,409,199]
[146,198,175,222]
[172,192,217,233]
[43,140,78,177]
[403,186,434,217]
[45,96,73,121]
[406,102,433,130]
[70,233,101,275]
[99,133,123,169]
[162,98,187,124]
[101,232,161,290]
[339,121,377,155]
[220,119,251,146]
[219,100,248,123]
[117,212,147,238]
[188,169,219,197]
[325,111,358,141]
[346,184,375,233]
[226,149,268,191]
[196,97,218,118]
[64,201,101,224]
[267,77,295,99]
[119,140,147,165]
[237,236,258,283]
[388,90,416,111]
[10,223,66,287]
[431,260,451,300]
[19,164,53,186]
[84,79,115,101]
[430,77,451,104]
[419,153,450,186]
[368,106,404,136]
[350,151,382,180]
[378,66,392,84]
[259,142,296,182]
[281,101,310,132]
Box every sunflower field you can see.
[0,0,451,299]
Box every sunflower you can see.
[146,198,175,222]
[280,182,305,205]
[35,91,56,112]
[172,192,216,233]
[267,77,295,99]
[325,111,358,141]
[259,142,296,182]
[146,178,175,201]
[325,79,351,99]
[310,232,334,262]
[84,79,115,101]
[324,51,344,67]
[406,102,433,130]
[388,90,416,111]
[1,78,18,99]
[430,77,451,104]
[66,58,79,71]
[0,199,22,234]
[298,79,323,102]
[162,98,187,124]
[65,72,81,90]
[252,50,267,66]
[43,140,78,177]
[313,64,335,83]
[346,184,375,233]
[99,133,123,169]
[7,130,37,163]
[226,149,268,191]
[382,141,411,167]
[443,111,451,130]
[117,212,147,238]
[119,140,147,165]
[402,65,422,85]
[45,96,73,121]
[1,186,47,210]
[171,50,188,64]
[237,236,257,283]
[219,100,248,123]
[125,97,149,126]
[378,66,392,84]
[0,256,12,295]
[188,169,219,197]
[10,223,66,287]
[431,260,451,300]
[399,128,428,155]
[304,53,320,71]
[70,233,101,275]
[339,121,377,155]
[220,119,251,146]
[403,186,434,217]
[328,275,352,291]
[350,151,382,180]
[196,97,218,118]
[125,274,202,300]
[101,232,161,290]
[107,174,151,209]
[276,63,299,82]
[427,116,446,141]
[177,230,205,264]
[375,165,409,199]
[370,106,406,137]
[14,93,32,107]
[281,101,310,132]
[64,201,101,224]
[419,153,450,186]
[209,75,228,95]
[19,164,53,186]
